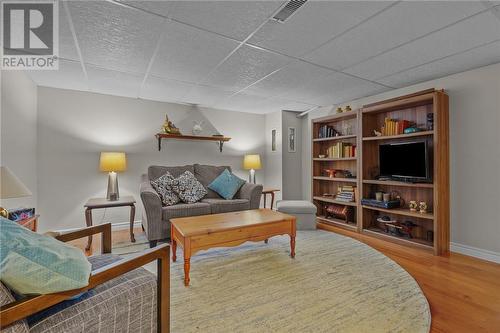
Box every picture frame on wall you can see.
[271,129,277,152]
[288,127,296,153]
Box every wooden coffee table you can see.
[170,209,296,286]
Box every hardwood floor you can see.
[75,225,500,333]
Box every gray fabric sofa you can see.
[140,164,263,247]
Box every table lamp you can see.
[100,152,127,201]
[0,166,32,218]
[243,154,262,184]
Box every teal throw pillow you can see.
[0,217,91,295]
[208,169,246,200]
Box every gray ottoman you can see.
[276,200,317,230]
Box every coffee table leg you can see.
[290,236,296,258]
[171,228,177,262]
[85,208,93,251]
[184,258,191,286]
[129,204,136,243]
[184,239,191,286]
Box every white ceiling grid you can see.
[25,0,500,114]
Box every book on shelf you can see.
[318,125,340,138]
[381,118,411,136]
[327,142,356,158]
[335,185,357,202]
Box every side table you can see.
[17,214,39,232]
[262,188,280,210]
[84,196,136,251]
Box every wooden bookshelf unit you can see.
[312,89,449,255]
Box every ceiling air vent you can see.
[272,0,308,23]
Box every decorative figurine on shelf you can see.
[419,201,428,214]
[192,121,204,135]
[336,107,343,114]
[342,123,353,135]
[325,169,337,178]
[344,105,352,112]
[427,113,434,130]
[374,129,382,136]
[409,200,418,212]
[162,114,180,135]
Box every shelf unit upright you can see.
[312,89,450,255]
[311,109,361,232]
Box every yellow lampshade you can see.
[243,154,262,170]
[99,152,127,172]
[0,166,32,199]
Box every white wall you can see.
[36,87,266,231]
[0,71,38,212]
[302,63,500,257]
[264,111,282,203]
[281,111,302,200]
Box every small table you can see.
[262,188,280,209]
[17,215,39,232]
[171,209,296,286]
[84,196,136,251]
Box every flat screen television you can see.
[379,141,431,182]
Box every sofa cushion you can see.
[208,169,246,200]
[148,165,194,181]
[201,199,250,214]
[162,202,211,220]
[0,282,29,333]
[150,172,180,206]
[0,217,91,296]
[194,164,231,198]
[170,171,207,203]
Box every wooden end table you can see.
[262,188,280,209]
[84,196,136,251]
[17,214,39,232]
[171,209,296,286]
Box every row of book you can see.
[336,185,357,202]
[381,118,411,136]
[318,125,340,138]
[327,142,356,158]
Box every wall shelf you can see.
[155,133,231,152]
[313,134,357,142]
[363,179,434,188]
[362,131,433,141]
[313,157,357,162]
[314,176,357,183]
[313,196,357,206]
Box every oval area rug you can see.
[159,230,430,332]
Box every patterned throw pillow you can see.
[171,171,208,203]
[150,172,180,206]
[208,169,246,200]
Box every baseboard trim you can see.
[451,242,500,264]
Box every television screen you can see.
[379,141,429,180]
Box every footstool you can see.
[276,200,317,230]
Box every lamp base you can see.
[106,172,120,201]
[248,169,256,184]
[0,207,8,218]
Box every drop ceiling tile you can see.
[150,21,239,83]
[281,71,388,105]
[345,11,500,80]
[304,1,486,70]
[215,92,269,114]
[27,60,87,91]
[67,0,164,74]
[243,60,334,98]
[59,2,79,60]
[86,65,143,98]
[204,45,291,92]
[258,97,316,114]
[184,85,236,107]
[378,40,500,88]
[168,1,284,41]
[119,1,173,17]
[248,1,393,57]
[140,75,196,103]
